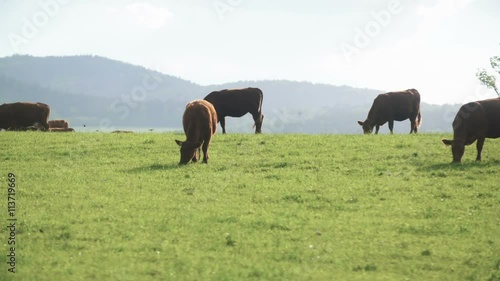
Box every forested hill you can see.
[0,55,203,101]
[0,55,459,133]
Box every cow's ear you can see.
[357,121,364,126]
[175,140,183,146]
[442,139,453,146]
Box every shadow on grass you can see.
[417,159,499,172]
[125,163,180,173]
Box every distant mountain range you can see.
[0,55,459,133]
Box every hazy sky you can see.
[1,0,499,104]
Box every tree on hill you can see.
[476,48,500,96]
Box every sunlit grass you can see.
[0,132,499,280]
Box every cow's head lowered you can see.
[175,140,202,165]
[441,139,464,163]
[357,120,375,134]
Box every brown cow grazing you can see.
[0,102,50,131]
[358,89,421,134]
[175,100,217,164]
[204,87,264,134]
[49,128,75,132]
[442,97,500,163]
[48,119,69,129]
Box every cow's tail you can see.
[411,89,422,130]
[252,89,264,128]
[257,89,263,122]
[416,111,422,129]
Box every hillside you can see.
[0,55,460,133]
[0,55,203,101]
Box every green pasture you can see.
[1,132,499,281]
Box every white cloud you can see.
[107,3,172,29]
[417,0,475,18]
[414,0,475,38]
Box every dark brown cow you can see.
[0,102,50,131]
[442,97,500,163]
[49,128,75,132]
[175,100,217,164]
[358,89,421,134]
[48,119,69,129]
[204,87,263,134]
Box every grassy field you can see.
[1,132,499,281]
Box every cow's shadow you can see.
[124,163,180,173]
[418,159,499,172]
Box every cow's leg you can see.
[476,137,485,161]
[192,147,200,163]
[202,139,210,163]
[252,112,263,134]
[388,120,394,134]
[42,121,50,131]
[410,119,416,134]
[9,122,18,131]
[220,117,226,134]
[375,125,380,134]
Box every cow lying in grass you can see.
[48,119,69,129]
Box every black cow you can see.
[204,87,264,134]
[442,97,500,163]
[358,89,421,134]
